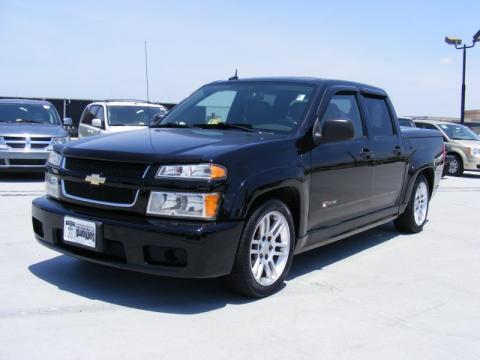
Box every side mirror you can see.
[152,113,166,124]
[63,117,73,126]
[314,118,355,144]
[91,118,102,128]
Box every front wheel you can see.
[447,154,463,176]
[226,199,295,298]
[394,175,429,233]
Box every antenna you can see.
[229,69,238,80]
[144,40,150,103]
[144,40,152,125]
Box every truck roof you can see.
[210,77,387,95]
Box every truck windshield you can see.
[0,103,61,124]
[439,123,480,141]
[107,106,166,126]
[158,82,315,134]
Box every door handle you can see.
[393,146,402,155]
[359,148,373,160]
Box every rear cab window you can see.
[363,96,396,137]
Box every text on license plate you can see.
[63,216,96,248]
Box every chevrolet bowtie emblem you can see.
[85,173,106,186]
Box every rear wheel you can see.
[394,175,429,233]
[447,154,463,176]
[226,199,295,298]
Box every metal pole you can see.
[144,40,150,103]
[460,46,466,124]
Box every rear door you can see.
[361,92,408,212]
[309,87,374,232]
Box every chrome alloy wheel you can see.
[448,158,459,175]
[414,181,428,226]
[249,211,290,286]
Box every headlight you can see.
[147,191,220,219]
[46,136,70,151]
[47,151,62,167]
[45,172,60,199]
[156,164,227,180]
[471,148,480,156]
[0,137,8,151]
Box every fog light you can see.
[147,191,220,219]
[45,172,60,199]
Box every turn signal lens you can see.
[205,193,221,218]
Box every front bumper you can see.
[0,150,49,171]
[463,157,480,171]
[32,196,244,278]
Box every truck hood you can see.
[61,127,283,163]
[0,123,67,137]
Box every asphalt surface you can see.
[0,172,479,360]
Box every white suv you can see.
[78,100,168,138]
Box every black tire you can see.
[226,199,295,298]
[394,175,429,233]
[447,154,463,177]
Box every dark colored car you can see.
[32,78,444,297]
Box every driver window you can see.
[322,94,364,139]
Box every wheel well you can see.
[447,151,463,162]
[248,187,300,236]
[418,168,434,196]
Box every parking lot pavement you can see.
[0,173,479,360]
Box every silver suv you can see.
[0,99,70,172]
[78,100,168,138]
[415,120,480,176]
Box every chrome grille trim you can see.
[61,180,140,208]
[4,136,51,150]
[60,158,150,208]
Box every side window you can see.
[424,123,438,131]
[321,93,364,139]
[95,105,104,121]
[363,97,394,137]
[80,105,98,125]
[95,105,105,122]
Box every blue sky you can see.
[0,0,479,117]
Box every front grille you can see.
[63,180,137,205]
[4,136,51,150]
[64,157,147,178]
[9,159,46,166]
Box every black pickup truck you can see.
[32,77,444,297]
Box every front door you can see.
[309,90,374,233]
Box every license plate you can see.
[63,216,96,248]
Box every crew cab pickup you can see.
[32,78,444,297]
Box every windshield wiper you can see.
[13,119,45,124]
[153,122,193,128]
[192,123,258,133]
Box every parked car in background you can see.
[78,100,168,138]
[0,99,70,171]
[33,77,444,297]
[398,117,416,128]
[415,120,480,176]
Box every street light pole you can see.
[460,45,466,124]
[445,31,479,125]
